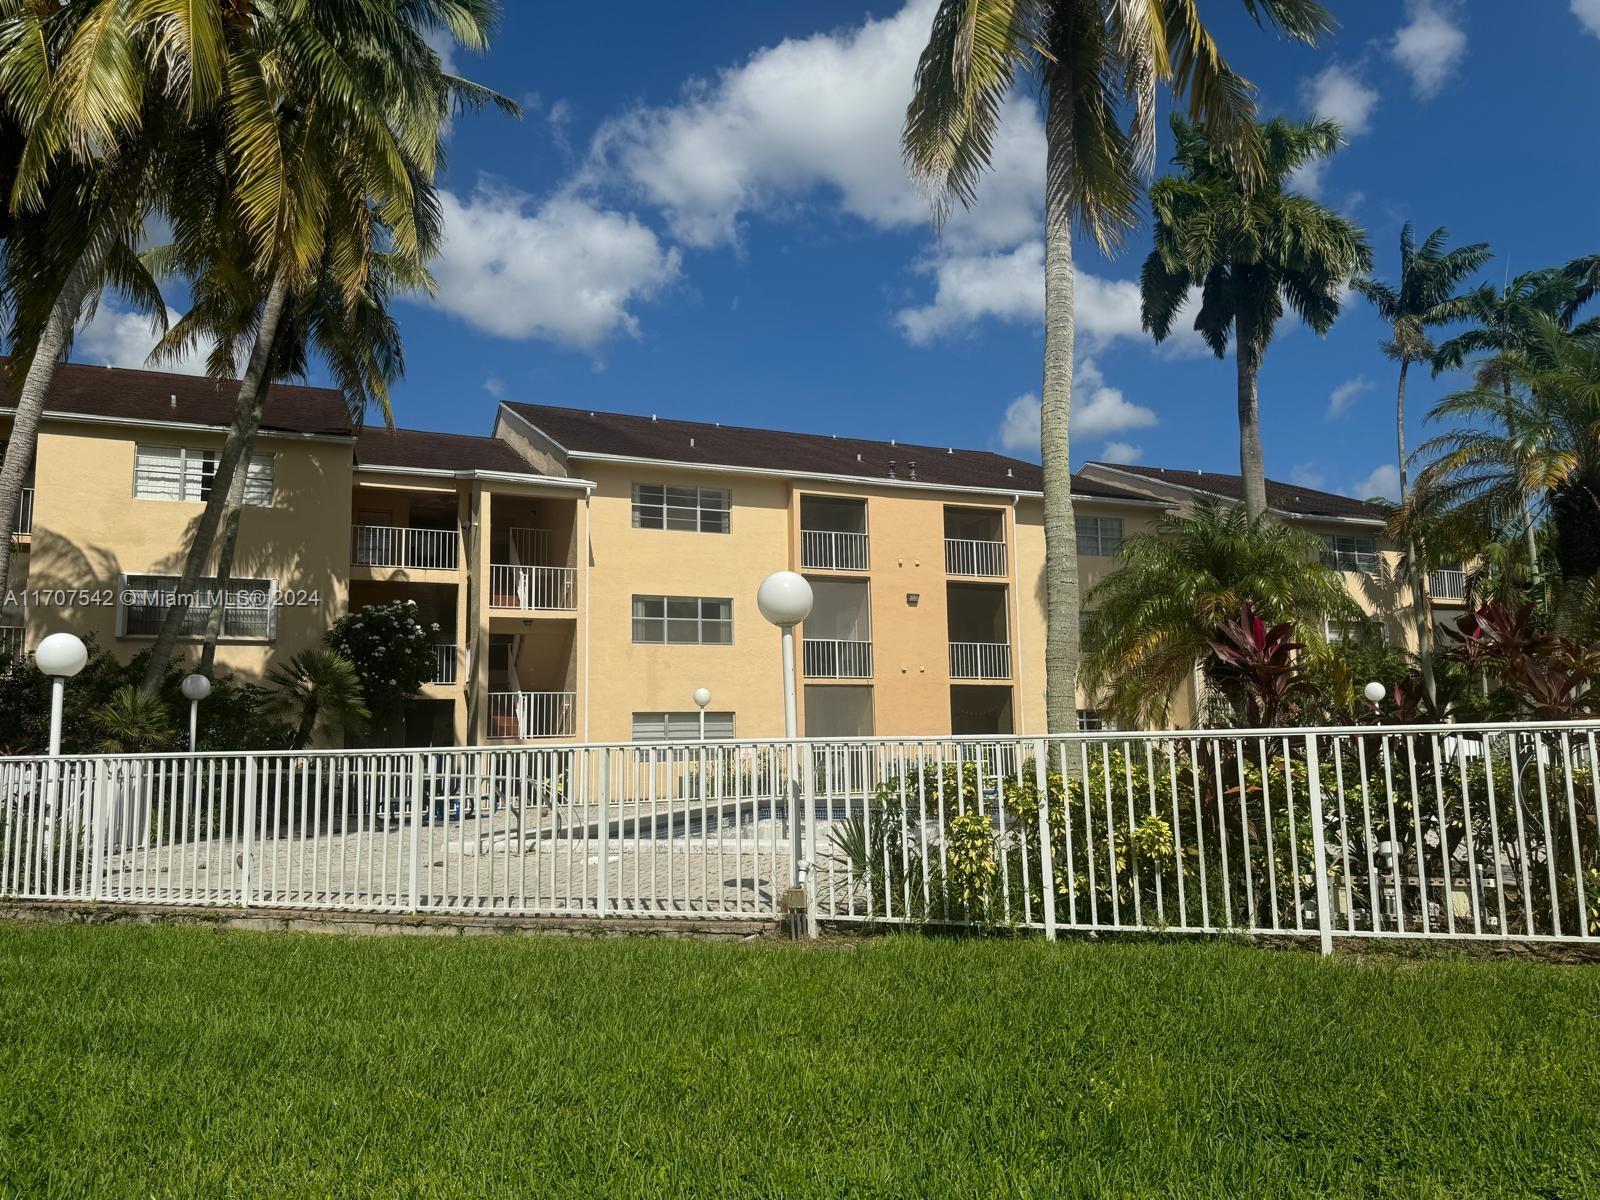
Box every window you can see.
[1325,618,1384,646]
[632,712,736,741]
[1075,515,1124,557]
[118,575,277,641]
[135,445,274,506]
[1077,709,1118,732]
[1322,534,1378,573]
[631,484,730,533]
[632,596,733,644]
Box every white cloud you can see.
[1290,463,1328,489]
[1288,157,1328,199]
[1391,1,1466,98]
[484,375,506,398]
[1300,63,1378,137]
[1348,463,1401,501]
[429,186,681,348]
[1327,376,1371,419]
[588,0,1041,253]
[75,305,213,375]
[1576,0,1600,38]
[1100,441,1143,465]
[994,358,1157,456]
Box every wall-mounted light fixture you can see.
[906,593,920,607]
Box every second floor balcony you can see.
[1430,568,1468,602]
[430,643,459,686]
[949,641,1012,680]
[352,524,458,572]
[803,637,873,679]
[487,690,577,740]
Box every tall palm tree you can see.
[1082,500,1355,728]
[1431,267,1578,588]
[902,0,1333,733]
[1141,116,1370,521]
[139,0,515,688]
[1414,315,1600,631]
[1352,223,1490,702]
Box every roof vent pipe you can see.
[908,460,917,480]
[1006,468,1013,478]
[887,459,897,479]
[689,437,695,448]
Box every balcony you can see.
[488,691,576,740]
[14,488,32,537]
[944,538,1007,577]
[431,644,459,686]
[489,564,576,611]
[0,626,21,658]
[352,525,458,571]
[1430,569,1468,602]
[949,641,1012,680]
[802,530,869,572]
[803,638,873,679]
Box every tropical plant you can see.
[137,0,516,686]
[1206,603,1311,728]
[1414,315,1600,632]
[1353,224,1491,702]
[328,600,438,739]
[89,685,175,753]
[1082,500,1356,727]
[901,0,1334,731]
[1142,115,1370,520]
[264,649,369,750]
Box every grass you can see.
[0,926,1596,1199]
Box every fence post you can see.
[408,752,423,913]
[597,748,610,917]
[89,759,108,902]
[1033,739,1057,940]
[1304,733,1334,957]
[241,755,256,908]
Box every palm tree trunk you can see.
[1396,359,1437,704]
[1040,83,1080,734]
[196,441,255,675]
[1235,312,1268,521]
[1506,381,1543,596]
[0,220,123,597]
[141,273,290,690]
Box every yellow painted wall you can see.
[21,420,352,681]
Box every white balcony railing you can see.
[802,638,873,679]
[15,488,32,536]
[351,525,458,571]
[488,691,576,740]
[1430,569,1468,602]
[489,564,576,611]
[949,641,1012,680]
[801,530,869,572]
[0,627,21,658]
[945,537,1007,577]
[431,644,458,686]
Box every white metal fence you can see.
[801,530,869,572]
[944,537,1007,577]
[950,641,1011,680]
[1430,569,1468,602]
[432,644,458,686]
[4,720,1597,947]
[351,525,459,571]
[803,638,873,679]
[487,692,578,740]
[489,565,576,611]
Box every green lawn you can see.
[0,926,1596,1199]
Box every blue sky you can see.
[74,1,1600,501]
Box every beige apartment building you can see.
[0,361,1453,744]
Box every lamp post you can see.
[34,633,88,756]
[181,674,212,752]
[758,571,813,936]
[693,687,712,741]
[1364,680,1386,719]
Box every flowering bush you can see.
[327,600,437,724]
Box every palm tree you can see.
[265,649,369,749]
[1414,315,1600,631]
[1082,500,1356,728]
[139,0,515,687]
[90,685,174,754]
[1142,116,1370,521]
[1431,268,1578,587]
[902,0,1334,732]
[1352,224,1490,702]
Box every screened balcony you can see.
[944,506,1007,577]
[802,578,872,679]
[947,582,1010,680]
[800,496,869,572]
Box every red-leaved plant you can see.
[1206,603,1311,728]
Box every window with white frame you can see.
[1325,617,1384,646]
[134,445,275,506]
[631,484,730,533]
[631,712,736,741]
[1077,709,1118,732]
[631,596,733,644]
[1321,534,1378,573]
[119,574,277,640]
[1075,515,1124,557]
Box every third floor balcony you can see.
[800,496,869,572]
[944,506,1007,577]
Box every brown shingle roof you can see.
[1086,462,1385,521]
[505,402,1148,501]
[355,426,542,475]
[2,358,355,437]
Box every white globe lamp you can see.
[34,633,87,757]
[181,673,212,751]
[693,687,712,741]
[757,571,813,629]
[1363,681,1386,707]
